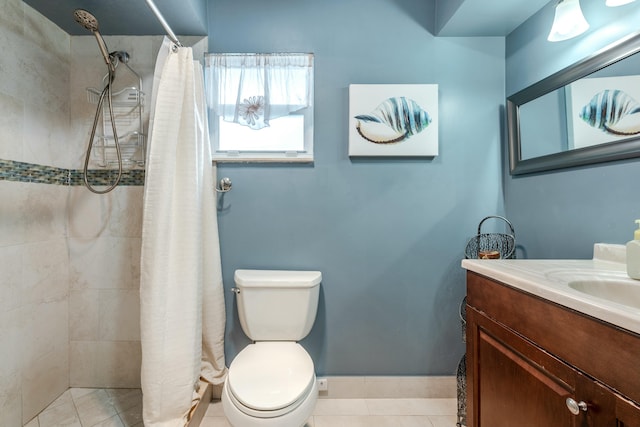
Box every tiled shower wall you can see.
[0,1,72,425]
[0,0,207,423]
[67,34,208,390]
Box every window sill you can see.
[212,152,313,163]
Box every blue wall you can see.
[505,1,640,259]
[209,0,505,375]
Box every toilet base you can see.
[222,378,318,427]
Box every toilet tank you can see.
[234,269,321,341]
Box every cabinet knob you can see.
[566,398,588,415]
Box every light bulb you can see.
[606,0,636,6]
[547,0,590,42]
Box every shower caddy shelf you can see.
[86,59,146,169]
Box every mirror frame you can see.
[507,31,640,175]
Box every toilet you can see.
[222,269,322,427]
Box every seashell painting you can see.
[567,75,640,151]
[354,97,432,144]
[349,84,438,157]
[579,89,640,136]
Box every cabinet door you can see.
[467,307,578,427]
[575,374,616,426]
[615,393,640,427]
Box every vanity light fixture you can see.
[606,0,636,6]
[547,0,590,42]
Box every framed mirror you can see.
[507,31,640,175]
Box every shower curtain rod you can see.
[144,0,182,47]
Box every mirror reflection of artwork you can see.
[566,75,640,149]
[349,84,438,157]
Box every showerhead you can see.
[73,9,113,70]
[73,9,99,32]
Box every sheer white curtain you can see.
[204,53,313,129]
[140,37,227,427]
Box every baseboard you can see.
[316,375,456,399]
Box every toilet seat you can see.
[227,342,315,418]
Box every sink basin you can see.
[569,279,640,310]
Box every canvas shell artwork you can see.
[354,97,432,144]
[349,84,438,157]
[566,75,640,150]
[579,89,640,136]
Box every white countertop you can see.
[461,244,640,335]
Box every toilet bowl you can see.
[222,342,318,426]
[222,270,321,427]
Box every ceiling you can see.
[22,0,551,38]
[435,0,551,36]
[22,0,208,36]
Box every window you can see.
[204,53,314,162]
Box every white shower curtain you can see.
[140,38,227,427]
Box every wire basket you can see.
[464,216,516,260]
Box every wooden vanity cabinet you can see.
[466,271,640,427]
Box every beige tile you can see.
[95,414,126,427]
[428,415,458,427]
[70,388,101,400]
[22,300,69,366]
[313,415,434,427]
[0,182,28,246]
[199,417,232,427]
[22,3,70,68]
[47,389,73,410]
[95,341,142,388]
[364,376,456,399]
[22,180,68,243]
[118,402,143,427]
[21,345,69,423]
[0,372,22,427]
[107,187,144,238]
[24,416,39,427]
[0,246,22,312]
[106,388,142,413]
[0,10,29,102]
[23,103,70,167]
[22,239,69,305]
[204,400,225,417]
[69,237,141,290]
[0,0,24,37]
[312,398,369,416]
[365,398,457,416]
[318,377,366,399]
[37,401,81,427]
[0,307,24,381]
[67,187,114,239]
[69,343,99,387]
[0,91,24,160]
[74,389,119,426]
[69,290,100,341]
[98,289,140,341]
[18,23,69,116]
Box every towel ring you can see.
[215,177,232,193]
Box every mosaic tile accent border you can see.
[0,159,145,186]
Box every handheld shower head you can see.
[73,8,99,31]
[73,9,112,70]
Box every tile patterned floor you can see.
[25,388,142,427]
[202,397,458,427]
[30,388,457,427]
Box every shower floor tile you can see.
[28,388,142,427]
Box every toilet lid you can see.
[228,342,315,412]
